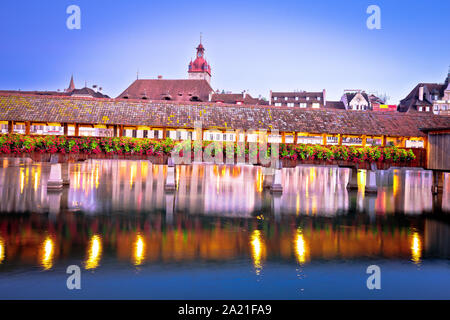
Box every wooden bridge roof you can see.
[1,93,450,137]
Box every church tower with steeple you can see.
[66,75,75,92]
[188,38,211,84]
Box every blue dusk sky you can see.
[0,0,449,103]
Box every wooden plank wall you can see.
[427,133,450,170]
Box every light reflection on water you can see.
[0,159,445,216]
[0,158,448,299]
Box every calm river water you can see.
[0,158,449,299]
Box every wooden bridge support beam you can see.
[8,121,14,134]
[25,121,31,135]
[361,135,367,146]
[338,134,343,146]
[432,170,444,195]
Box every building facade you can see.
[432,82,450,115]
[211,92,268,105]
[188,43,212,84]
[117,42,214,102]
[270,90,326,108]
[340,90,371,111]
[399,69,450,114]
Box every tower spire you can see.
[66,74,75,92]
[200,32,202,44]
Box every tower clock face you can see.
[198,52,203,58]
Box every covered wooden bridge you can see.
[1,93,449,150]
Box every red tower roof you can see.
[188,42,211,76]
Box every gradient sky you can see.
[0,0,449,103]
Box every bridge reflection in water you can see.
[1,158,447,216]
[0,158,449,300]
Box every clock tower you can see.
[188,40,211,84]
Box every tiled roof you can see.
[117,79,213,102]
[344,92,370,105]
[70,87,110,99]
[325,101,345,110]
[211,93,268,105]
[0,93,449,137]
[399,83,445,112]
[271,91,323,98]
[211,93,244,103]
[0,88,110,99]
[0,90,66,96]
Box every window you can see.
[425,107,430,112]
[406,140,424,148]
[317,97,321,101]
[284,97,288,101]
[274,97,278,101]
[327,136,339,145]
[312,103,320,108]
[306,97,310,101]
[434,105,439,111]
[274,103,282,107]
[295,97,299,101]
[287,103,294,107]
[299,103,307,108]
[342,137,363,146]
[297,136,322,145]
[418,107,423,112]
